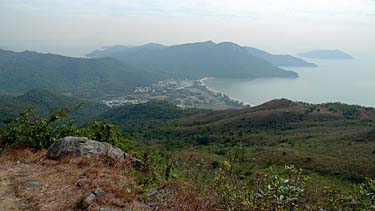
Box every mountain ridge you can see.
[88,41,316,67]
[87,41,299,79]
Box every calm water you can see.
[204,58,375,107]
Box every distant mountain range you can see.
[299,50,354,60]
[88,41,299,79]
[0,42,310,100]
[89,42,316,68]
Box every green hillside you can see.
[99,99,375,182]
[0,90,109,125]
[0,49,162,99]
[97,100,209,137]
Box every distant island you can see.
[244,47,317,67]
[299,49,354,60]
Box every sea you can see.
[203,58,375,107]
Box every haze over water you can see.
[204,58,375,107]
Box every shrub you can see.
[251,165,310,210]
[0,109,136,155]
[0,108,76,150]
[355,177,375,210]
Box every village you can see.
[102,79,247,110]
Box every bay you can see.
[204,58,375,107]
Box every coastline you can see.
[198,77,253,107]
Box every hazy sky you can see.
[1,0,374,57]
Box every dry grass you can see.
[0,148,151,211]
[0,147,45,163]
[1,148,226,211]
[154,181,220,211]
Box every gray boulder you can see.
[46,136,144,170]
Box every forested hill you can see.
[87,41,299,79]
[0,49,163,99]
[100,99,375,182]
[0,90,108,125]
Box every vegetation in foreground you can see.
[1,103,375,210]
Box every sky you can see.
[0,0,374,57]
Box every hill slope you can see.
[104,99,375,181]
[0,49,162,99]
[88,41,298,79]
[0,90,109,125]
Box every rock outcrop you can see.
[46,136,144,170]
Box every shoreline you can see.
[198,77,253,107]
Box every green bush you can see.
[355,178,375,210]
[250,165,309,210]
[0,108,136,154]
[0,108,77,150]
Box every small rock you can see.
[77,193,96,210]
[149,189,159,198]
[76,179,91,188]
[99,207,115,211]
[93,188,105,197]
[19,180,41,189]
[76,188,105,210]
[127,155,146,171]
